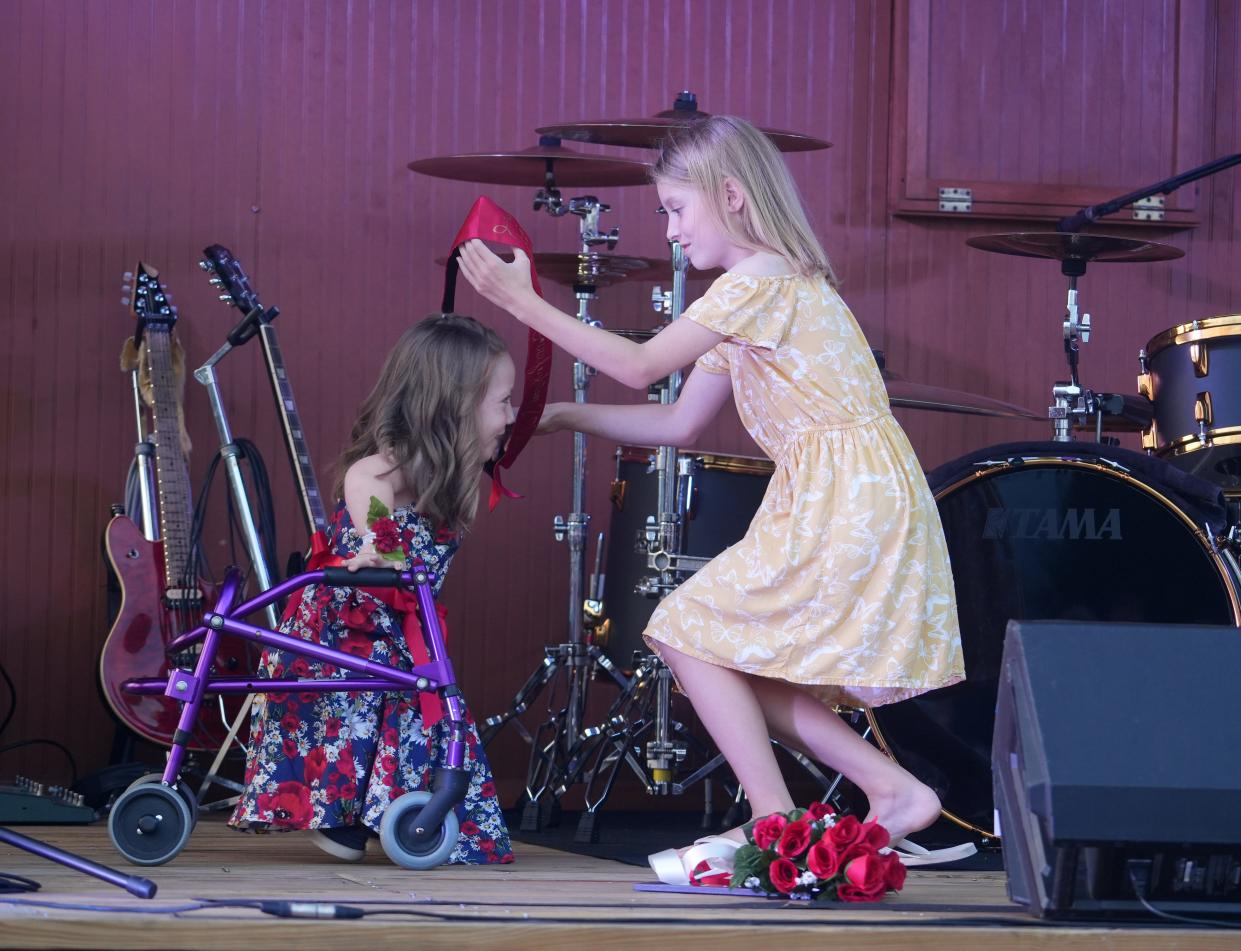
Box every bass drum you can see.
[868,441,1240,838]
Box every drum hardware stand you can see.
[480,195,630,832]
[1049,258,1098,443]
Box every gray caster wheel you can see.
[109,783,193,866]
[379,790,459,869]
[124,773,198,825]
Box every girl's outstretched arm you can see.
[540,366,734,447]
[457,240,724,389]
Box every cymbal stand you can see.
[480,193,629,831]
[1049,257,1102,442]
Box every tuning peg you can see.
[198,260,211,271]
[208,277,222,286]
[122,271,134,281]
[219,294,235,305]
[120,296,131,307]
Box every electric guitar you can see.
[99,263,243,748]
[199,245,328,544]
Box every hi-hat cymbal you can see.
[965,232,1183,264]
[438,251,726,287]
[408,142,652,187]
[882,370,1042,419]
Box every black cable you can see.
[0,663,14,737]
[0,873,39,894]
[1127,865,1241,930]
[0,740,78,785]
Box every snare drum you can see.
[602,446,773,664]
[868,442,1240,838]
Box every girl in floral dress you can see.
[459,116,966,878]
[230,314,516,864]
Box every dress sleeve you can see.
[684,274,799,350]
[695,345,731,374]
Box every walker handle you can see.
[322,567,407,588]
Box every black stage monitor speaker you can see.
[993,619,1241,920]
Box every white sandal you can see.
[885,836,978,867]
[648,836,741,886]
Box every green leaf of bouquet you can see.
[381,550,405,562]
[367,495,391,526]
[731,844,764,882]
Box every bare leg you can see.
[657,643,794,844]
[748,675,941,842]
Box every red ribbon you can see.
[281,530,447,725]
[443,196,553,509]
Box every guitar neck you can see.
[143,328,196,589]
[258,323,328,535]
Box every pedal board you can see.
[0,776,99,824]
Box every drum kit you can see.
[410,92,1241,845]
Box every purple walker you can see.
[110,563,471,869]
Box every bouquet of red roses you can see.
[729,803,906,902]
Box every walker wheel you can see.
[124,773,198,825]
[379,790,460,870]
[108,783,194,866]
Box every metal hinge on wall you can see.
[938,187,972,212]
[1132,195,1165,222]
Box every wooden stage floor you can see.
[0,817,1235,950]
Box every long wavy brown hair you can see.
[334,313,508,533]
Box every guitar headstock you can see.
[122,262,177,343]
[199,244,262,314]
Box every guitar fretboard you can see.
[260,325,327,535]
[143,329,196,589]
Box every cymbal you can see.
[536,93,830,152]
[965,232,1183,264]
[408,143,652,187]
[881,370,1042,419]
[438,252,726,288]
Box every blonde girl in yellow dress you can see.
[458,115,966,878]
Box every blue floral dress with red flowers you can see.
[229,501,514,865]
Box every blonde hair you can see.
[335,314,508,533]
[651,115,838,284]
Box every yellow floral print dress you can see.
[643,272,964,707]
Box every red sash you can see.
[283,531,448,725]
[442,196,553,509]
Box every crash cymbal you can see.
[881,370,1042,419]
[408,141,652,187]
[965,232,1183,264]
[536,92,830,152]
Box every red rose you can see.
[339,782,358,800]
[859,819,890,851]
[280,712,301,733]
[304,747,329,786]
[324,786,339,803]
[461,820,480,836]
[370,517,401,553]
[267,692,289,703]
[805,801,835,821]
[380,753,398,776]
[776,819,813,859]
[826,814,863,849]
[767,857,800,894]
[298,692,317,703]
[752,813,788,850]
[838,853,889,902]
[336,747,357,778]
[325,717,342,738]
[281,737,299,759]
[382,727,399,747]
[882,851,907,892]
[806,837,843,879]
[257,780,312,827]
[290,658,311,678]
[480,782,496,798]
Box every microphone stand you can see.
[1057,153,1241,232]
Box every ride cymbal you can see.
[408,142,652,187]
[882,370,1042,419]
[965,232,1183,264]
[536,91,830,153]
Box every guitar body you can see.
[99,515,246,750]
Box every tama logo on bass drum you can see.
[982,508,1122,541]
